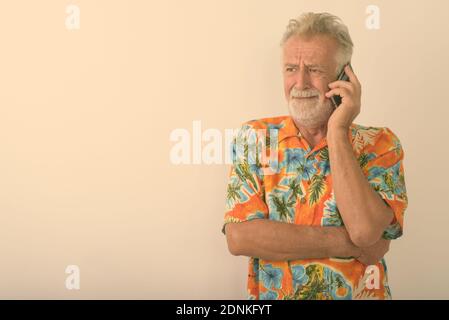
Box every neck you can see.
[293,120,328,148]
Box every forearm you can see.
[327,128,393,247]
[226,219,360,261]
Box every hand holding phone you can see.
[330,63,352,108]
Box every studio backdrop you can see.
[0,0,447,299]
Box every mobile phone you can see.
[330,63,352,107]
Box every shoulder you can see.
[241,115,291,130]
[236,115,292,140]
[350,123,404,158]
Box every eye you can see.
[286,67,297,72]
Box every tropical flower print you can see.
[223,115,408,300]
[260,264,284,290]
[322,193,344,227]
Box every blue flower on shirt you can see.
[260,264,283,289]
[260,290,279,300]
[291,265,309,289]
[367,161,404,200]
[281,148,318,178]
[296,159,317,180]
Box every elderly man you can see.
[222,12,407,300]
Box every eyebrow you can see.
[284,63,325,69]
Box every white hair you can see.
[280,12,353,75]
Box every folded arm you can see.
[225,219,361,261]
[225,219,389,265]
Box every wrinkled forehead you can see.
[281,34,339,66]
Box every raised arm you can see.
[325,66,406,247]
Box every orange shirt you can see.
[223,115,407,300]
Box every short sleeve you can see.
[222,123,269,235]
[361,127,408,240]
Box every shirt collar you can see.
[276,115,354,147]
[278,116,302,142]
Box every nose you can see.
[294,67,311,91]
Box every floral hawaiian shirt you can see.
[222,115,407,300]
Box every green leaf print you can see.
[270,193,295,222]
[308,174,325,206]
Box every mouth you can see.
[293,96,318,100]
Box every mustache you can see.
[290,89,320,98]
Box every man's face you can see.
[282,34,340,128]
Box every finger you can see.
[325,88,349,98]
[345,65,360,86]
[328,80,354,92]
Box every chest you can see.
[263,146,343,227]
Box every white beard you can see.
[288,96,334,128]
